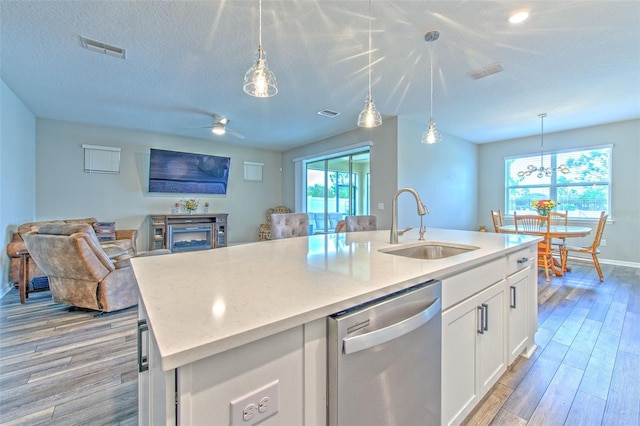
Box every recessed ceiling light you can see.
[508,9,530,24]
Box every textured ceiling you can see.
[1,1,639,151]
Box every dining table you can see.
[498,224,592,276]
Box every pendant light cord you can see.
[429,42,434,117]
[367,0,372,95]
[258,0,263,50]
[539,113,546,167]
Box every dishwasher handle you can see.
[342,297,441,355]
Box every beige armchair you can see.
[270,213,309,240]
[22,223,168,313]
[345,215,377,232]
[258,206,291,241]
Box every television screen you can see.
[149,148,230,194]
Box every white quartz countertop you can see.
[132,228,539,371]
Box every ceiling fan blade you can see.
[226,127,245,139]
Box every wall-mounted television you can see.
[148,148,231,194]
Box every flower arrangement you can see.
[181,198,199,213]
[531,199,556,216]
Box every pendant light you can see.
[243,0,277,98]
[518,113,570,178]
[421,30,441,144]
[357,0,382,128]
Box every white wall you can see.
[478,119,640,264]
[0,80,36,294]
[282,117,399,230]
[35,119,283,247]
[397,117,479,231]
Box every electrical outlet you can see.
[378,202,384,210]
[601,239,606,247]
[230,380,279,425]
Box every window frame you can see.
[504,144,612,221]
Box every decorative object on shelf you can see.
[357,0,382,128]
[204,202,210,213]
[518,113,570,178]
[243,0,278,98]
[421,30,442,145]
[531,199,557,216]
[172,203,180,215]
[181,198,200,214]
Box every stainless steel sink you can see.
[379,242,479,260]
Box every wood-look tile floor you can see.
[0,291,137,425]
[0,263,638,425]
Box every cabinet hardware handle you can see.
[477,305,485,334]
[510,286,517,309]
[137,319,149,372]
[517,257,529,264]
[482,303,489,332]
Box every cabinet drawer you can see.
[507,247,535,276]
[441,258,504,310]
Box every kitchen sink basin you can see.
[379,242,480,260]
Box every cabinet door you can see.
[477,280,507,395]
[507,267,530,363]
[442,295,480,426]
[138,305,176,425]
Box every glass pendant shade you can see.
[243,47,277,98]
[358,92,382,128]
[421,117,442,144]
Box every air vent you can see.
[467,63,503,80]
[80,36,126,59]
[318,109,341,118]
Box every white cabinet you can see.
[137,304,176,426]
[442,279,507,426]
[506,247,537,364]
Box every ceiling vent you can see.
[80,36,126,59]
[317,109,341,118]
[467,63,503,80]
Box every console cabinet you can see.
[149,214,227,252]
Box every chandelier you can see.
[357,0,382,128]
[518,113,569,178]
[243,0,278,98]
[421,30,441,144]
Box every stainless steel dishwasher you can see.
[327,280,442,426]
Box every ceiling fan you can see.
[189,114,245,139]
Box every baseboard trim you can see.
[566,256,640,269]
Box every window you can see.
[505,146,611,219]
[305,150,370,233]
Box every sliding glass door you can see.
[305,150,370,233]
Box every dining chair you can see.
[490,210,503,233]
[549,210,568,258]
[270,213,310,240]
[561,211,608,282]
[345,215,377,232]
[514,212,554,282]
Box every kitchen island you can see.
[132,228,540,425]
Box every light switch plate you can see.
[230,380,279,425]
[378,202,384,210]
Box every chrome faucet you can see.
[390,188,429,244]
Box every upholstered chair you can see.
[270,213,310,240]
[345,215,377,232]
[23,223,168,313]
[258,206,291,241]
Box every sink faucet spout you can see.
[390,188,429,244]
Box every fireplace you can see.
[168,224,213,253]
